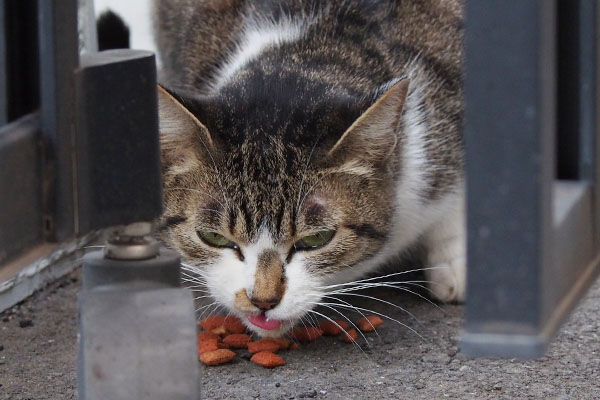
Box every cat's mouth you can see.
[247,313,283,330]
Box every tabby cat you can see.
[154,0,464,338]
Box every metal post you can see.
[461,0,600,357]
[75,50,163,232]
[461,0,556,357]
[78,228,199,400]
[75,49,199,399]
[38,0,79,240]
[0,1,7,126]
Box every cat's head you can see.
[157,79,409,337]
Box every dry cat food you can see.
[271,337,292,350]
[223,316,247,334]
[198,331,220,341]
[250,351,286,368]
[289,326,323,342]
[356,315,384,332]
[319,320,350,336]
[199,316,226,332]
[199,349,236,366]
[343,328,359,343]
[198,337,219,354]
[197,314,383,367]
[223,333,252,349]
[247,339,280,354]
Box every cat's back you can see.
[155,0,462,91]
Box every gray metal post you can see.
[38,0,79,240]
[0,2,6,126]
[78,232,199,400]
[461,0,600,357]
[75,50,199,398]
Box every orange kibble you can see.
[211,325,229,336]
[197,331,220,342]
[199,316,226,331]
[198,338,219,354]
[289,342,300,350]
[319,320,350,336]
[217,341,230,349]
[335,320,350,331]
[199,349,236,366]
[289,326,323,342]
[223,334,252,349]
[223,315,247,334]
[343,328,359,343]
[356,315,384,332]
[247,339,280,354]
[250,351,286,368]
[270,337,291,350]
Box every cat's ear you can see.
[157,85,214,146]
[328,79,409,166]
[157,85,215,168]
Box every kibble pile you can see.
[197,314,384,368]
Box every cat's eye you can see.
[294,230,335,250]
[197,231,238,249]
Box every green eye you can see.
[295,230,335,250]
[197,231,237,248]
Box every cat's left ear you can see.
[157,85,217,171]
[157,85,214,148]
[328,79,409,165]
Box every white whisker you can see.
[196,301,218,316]
[326,282,445,313]
[316,295,381,339]
[312,302,425,341]
[193,295,214,300]
[307,304,370,345]
[307,309,366,353]
[318,266,451,289]
[320,292,422,325]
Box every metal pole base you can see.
[77,250,199,400]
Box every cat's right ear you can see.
[157,85,214,148]
[327,79,409,169]
[157,85,216,172]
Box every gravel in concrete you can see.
[1,268,599,399]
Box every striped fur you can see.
[155,0,465,337]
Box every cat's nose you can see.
[250,297,280,311]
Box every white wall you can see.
[94,0,157,54]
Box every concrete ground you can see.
[0,267,599,400]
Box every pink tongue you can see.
[247,314,283,330]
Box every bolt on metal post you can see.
[105,222,159,260]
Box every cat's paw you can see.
[425,254,466,303]
[424,192,466,303]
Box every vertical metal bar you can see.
[556,0,598,185]
[461,0,556,357]
[0,114,43,263]
[0,1,7,126]
[556,0,581,180]
[38,0,79,240]
[75,50,162,233]
[576,0,600,247]
[3,0,39,123]
[577,0,598,183]
[595,2,600,249]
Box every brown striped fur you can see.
[154,0,465,334]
